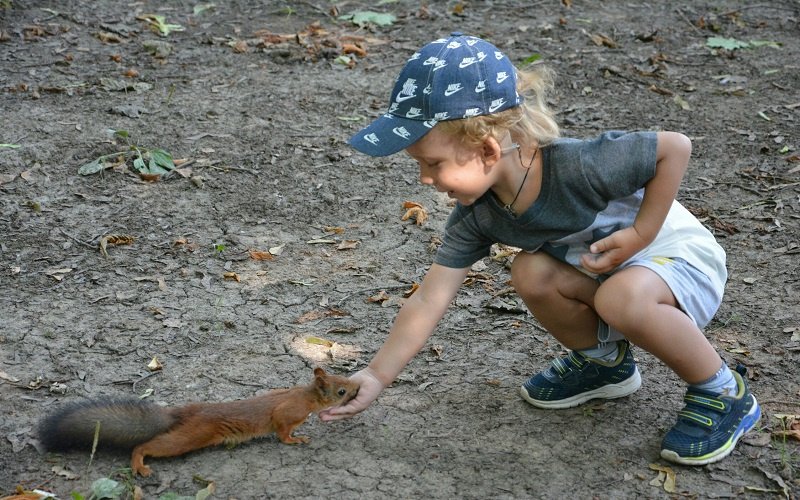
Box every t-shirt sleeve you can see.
[579,131,658,199]
[433,205,493,269]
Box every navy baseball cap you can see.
[348,32,522,157]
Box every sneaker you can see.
[519,340,641,409]
[660,365,761,465]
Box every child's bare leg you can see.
[511,251,601,350]
[594,266,721,384]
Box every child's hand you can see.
[319,368,385,421]
[580,226,650,274]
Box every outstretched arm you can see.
[581,131,691,274]
[320,263,469,421]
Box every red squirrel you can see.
[38,367,359,477]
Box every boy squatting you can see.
[320,32,760,465]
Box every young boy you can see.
[320,32,760,465]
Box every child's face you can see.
[405,127,496,207]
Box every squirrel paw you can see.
[133,464,153,477]
[281,435,310,444]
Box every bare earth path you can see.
[1,1,798,498]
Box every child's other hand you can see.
[319,368,385,421]
[580,226,649,274]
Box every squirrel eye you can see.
[337,388,347,396]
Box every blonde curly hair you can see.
[436,64,560,148]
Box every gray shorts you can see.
[597,256,724,343]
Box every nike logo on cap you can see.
[444,83,463,96]
[393,127,411,139]
[489,98,507,113]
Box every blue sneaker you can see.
[660,365,761,465]
[519,340,641,409]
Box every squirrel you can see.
[38,367,359,477]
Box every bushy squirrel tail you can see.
[39,398,176,451]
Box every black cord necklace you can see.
[503,145,539,216]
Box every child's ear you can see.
[481,137,503,167]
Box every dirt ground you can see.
[1,1,798,498]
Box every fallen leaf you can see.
[99,234,134,258]
[223,272,240,282]
[403,283,420,297]
[673,95,691,110]
[402,201,428,225]
[51,465,79,480]
[589,32,618,48]
[248,249,274,261]
[648,84,673,96]
[0,370,20,383]
[648,463,676,493]
[306,336,335,348]
[324,226,345,234]
[342,43,366,57]
[147,356,163,371]
[337,239,360,250]
[367,290,390,304]
[232,40,248,53]
[45,268,72,281]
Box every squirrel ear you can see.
[313,367,326,378]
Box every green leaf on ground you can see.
[707,37,781,51]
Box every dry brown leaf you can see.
[367,290,390,304]
[248,249,274,261]
[589,32,618,48]
[324,226,345,234]
[403,283,420,298]
[147,356,162,371]
[138,172,161,182]
[96,31,122,43]
[648,463,676,493]
[648,84,673,96]
[223,272,240,282]
[99,234,134,258]
[337,240,360,250]
[232,40,248,53]
[342,43,367,57]
[402,201,428,225]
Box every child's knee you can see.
[510,252,559,299]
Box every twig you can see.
[199,164,260,176]
[675,8,704,36]
[59,228,96,249]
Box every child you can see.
[320,32,760,465]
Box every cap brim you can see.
[348,114,437,157]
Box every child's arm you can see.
[581,131,691,274]
[319,263,469,421]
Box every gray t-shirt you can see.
[434,131,727,292]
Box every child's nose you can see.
[418,166,434,185]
